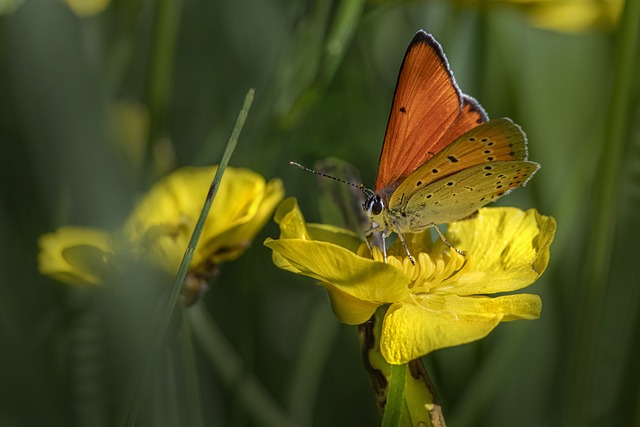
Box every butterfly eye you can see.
[364,195,384,216]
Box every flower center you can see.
[387,248,467,295]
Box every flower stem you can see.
[381,363,407,427]
[188,303,294,427]
[180,310,203,427]
[360,306,446,426]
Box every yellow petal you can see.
[272,197,362,248]
[437,207,556,295]
[125,166,282,272]
[265,238,410,303]
[272,197,312,240]
[320,283,381,325]
[381,293,542,364]
[201,177,285,264]
[38,226,113,286]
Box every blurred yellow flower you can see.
[38,226,113,287]
[38,166,285,297]
[124,166,285,276]
[64,0,110,17]
[453,0,623,32]
[0,0,23,15]
[265,198,556,364]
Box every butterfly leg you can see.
[377,230,385,262]
[364,223,386,262]
[389,219,416,265]
[428,223,465,256]
[396,231,416,265]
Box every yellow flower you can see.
[265,198,556,364]
[452,0,623,32]
[124,165,285,275]
[38,166,285,291]
[63,0,110,17]
[37,226,113,286]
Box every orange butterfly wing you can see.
[374,31,488,194]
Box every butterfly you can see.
[293,30,539,265]
[361,30,539,264]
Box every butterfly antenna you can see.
[289,161,375,197]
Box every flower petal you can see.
[265,238,410,303]
[38,226,113,286]
[320,283,380,325]
[125,166,282,272]
[266,197,411,303]
[381,293,542,364]
[436,207,556,295]
[202,177,285,263]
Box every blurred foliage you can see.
[1,0,639,426]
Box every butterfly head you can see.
[363,193,385,219]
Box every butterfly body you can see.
[364,31,539,262]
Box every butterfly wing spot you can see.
[483,149,491,154]
[468,137,476,142]
[484,166,492,170]
[487,141,495,146]
[484,172,492,176]
[400,106,407,113]
[426,194,432,199]
[416,180,422,186]
[487,156,495,161]
[447,155,459,163]
[432,168,439,174]
[446,181,454,186]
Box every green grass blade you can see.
[566,0,640,422]
[124,88,255,426]
[188,303,294,427]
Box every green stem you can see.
[188,303,294,427]
[382,363,407,427]
[567,0,640,423]
[318,0,365,87]
[145,0,182,165]
[123,89,254,426]
[180,310,203,427]
[284,299,338,427]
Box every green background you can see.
[1,0,639,426]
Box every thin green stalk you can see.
[284,299,338,427]
[318,0,365,87]
[188,303,294,427]
[145,0,182,162]
[566,0,640,423]
[124,89,255,426]
[180,309,203,427]
[382,363,407,427]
